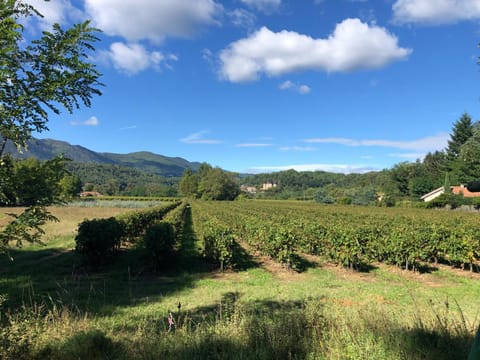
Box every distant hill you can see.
[4,138,201,177]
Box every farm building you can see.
[79,191,103,197]
[420,184,480,202]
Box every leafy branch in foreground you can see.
[0,0,103,256]
[0,206,58,258]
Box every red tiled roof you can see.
[451,186,480,198]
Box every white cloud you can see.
[181,131,222,144]
[279,146,316,151]
[70,116,99,126]
[393,0,480,24]
[235,143,273,147]
[298,85,312,94]
[24,0,83,29]
[240,0,282,13]
[389,152,427,159]
[106,42,177,75]
[304,133,449,151]
[229,8,256,29]
[219,19,411,82]
[119,125,137,131]
[279,80,311,94]
[85,0,222,43]
[250,163,378,174]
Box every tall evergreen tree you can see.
[456,130,480,183]
[446,113,474,161]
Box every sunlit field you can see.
[0,201,479,359]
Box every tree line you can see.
[240,114,480,206]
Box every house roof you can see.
[451,186,480,198]
[420,186,444,200]
[421,185,480,201]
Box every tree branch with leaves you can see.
[0,0,103,256]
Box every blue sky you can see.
[26,0,480,174]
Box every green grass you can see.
[0,204,479,359]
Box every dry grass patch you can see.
[0,206,133,245]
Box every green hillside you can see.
[4,138,201,177]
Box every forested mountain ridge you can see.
[4,138,201,177]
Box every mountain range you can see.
[4,138,201,177]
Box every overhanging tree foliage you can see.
[0,0,102,256]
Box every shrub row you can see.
[75,201,181,266]
[144,201,190,266]
[162,201,189,239]
[116,201,181,243]
[143,222,176,264]
[75,217,123,267]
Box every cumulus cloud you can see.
[304,133,449,151]
[393,0,480,24]
[279,80,311,94]
[105,42,177,75]
[85,0,222,43]
[250,164,378,174]
[181,131,222,144]
[240,0,282,13]
[219,19,411,82]
[70,116,99,126]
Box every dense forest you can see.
[66,162,178,197]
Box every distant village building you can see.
[79,191,103,197]
[420,184,480,202]
[261,182,277,191]
[240,185,257,194]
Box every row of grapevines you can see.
[192,201,299,268]
[143,201,190,266]
[116,201,181,243]
[191,202,234,270]
[191,200,480,272]
[75,201,181,266]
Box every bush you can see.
[117,201,180,243]
[75,217,124,267]
[143,222,175,263]
[427,193,465,209]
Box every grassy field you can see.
[0,203,479,359]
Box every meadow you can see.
[0,201,479,359]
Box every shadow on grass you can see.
[355,261,379,273]
[377,321,473,360]
[231,241,260,271]
[290,253,317,273]
[5,288,476,360]
[415,262,440,274]
[35,329,124,360]
[0,205,213,314]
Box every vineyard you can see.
[1,200,480,359]
[192,200,480,273]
